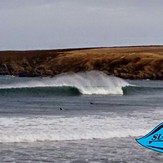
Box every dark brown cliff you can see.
[0,46,163,79]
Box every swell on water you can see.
[123,85,163,95]
[0,71,129,95]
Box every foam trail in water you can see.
[0,71,129,95]
[0,109,162,143]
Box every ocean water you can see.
[0,71,163,163]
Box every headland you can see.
[0,46,163,79]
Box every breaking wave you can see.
[0,109,163,143]
[0,71,129,95]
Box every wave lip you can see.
[0,86,81,96]
[0,71,130,95]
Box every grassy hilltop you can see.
[0,46,163,79]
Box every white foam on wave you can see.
[0,109,162,143]
[0,71,129,95]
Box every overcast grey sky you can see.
[0,0,163,50]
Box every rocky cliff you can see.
[0,46,163,79]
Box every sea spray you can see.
[0,71,129,95]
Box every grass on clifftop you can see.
[0,46,163,79]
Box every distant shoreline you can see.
[1,45,163,52]
[0,45,163,79]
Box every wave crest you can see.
[0,71,129,95]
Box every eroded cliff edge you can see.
[0,46,163,79]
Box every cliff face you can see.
[0,46,163,79]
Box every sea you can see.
[0,71,163,163]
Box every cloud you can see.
[0,0,163,50]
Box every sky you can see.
[0,0,163,50]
